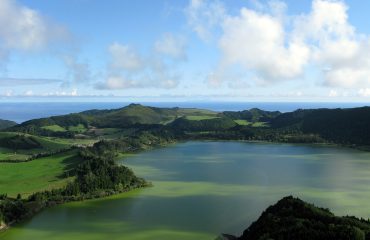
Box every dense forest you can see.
[220,196,370,240]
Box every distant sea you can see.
[0,102,369,123]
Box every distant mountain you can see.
[9,104,218,134]
[85,103,217,128]
[8,104,370,146]
[0,119,17,130]
[221,196,370,240]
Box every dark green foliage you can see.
[0,199,26,224]
[63,157,144,195]
[222,108,281,122]
[271,107,370,145]
[234,196,370,240]
[271,109,313,128]
[170,117,237,132]
[0,134,41,150]
[0,119,17,130]
[9,114,88,137]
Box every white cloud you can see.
[219,8,310,82]
[96,42,181,90]
[0,77,63,86]
[108,43,143,71]
[0,0,67,51]
[63,56,91,84]
[328,89,338,97]
[42,89,79,97]
[185,0,226,41]
[294,0,370,88]
[358,88,370,97]
[154,33,187,60]
[187,0,370,90]
[0,0,71,83]
[4,89,12,97]
[24,90,33,96]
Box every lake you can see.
[2,141,370,239]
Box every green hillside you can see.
[8,104,219,134]
[271,107,370,145]
[6,104,370,146]
[222,108,281,122]
[223,196,370,240]
[0,150,80,197]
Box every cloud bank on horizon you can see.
[0,0,370,101]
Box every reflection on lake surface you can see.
[2,141,370,240]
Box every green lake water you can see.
[2,141,370,239]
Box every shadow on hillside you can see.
[56,154,82,179]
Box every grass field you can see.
[234,119,251,125]
[251,122,269,127]
[68,124,87,133]
[234,120,270,127]
[185,115,220,121]
[0,150,81,197]
[41,125,66,132]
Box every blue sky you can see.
[1,0,370,102]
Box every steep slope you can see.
[222,196,370,240]
[271,107,370,145]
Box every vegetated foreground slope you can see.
[221,196,370,240]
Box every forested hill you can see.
[0,119,17,130]
[221,196,370,240]
[271,107,370,145]
[4,104,370,147]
